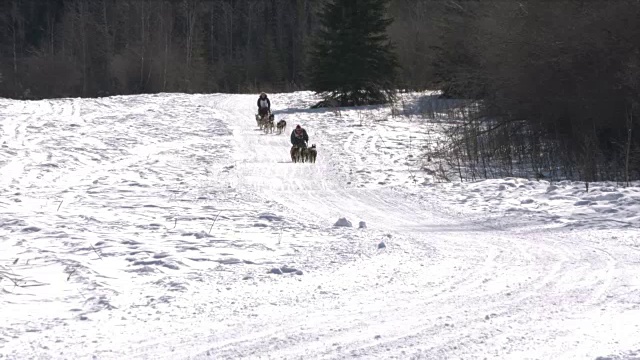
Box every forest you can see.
[0,0,470,97]
[1,0,639,182]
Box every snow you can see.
[1,91,640,359]
[423,178,640,230]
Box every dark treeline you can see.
[0,0,434,99]
[1,0,639,181]
[0,0,327,98]
[0,0,442,98]
[417,0,640,183]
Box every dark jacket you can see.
[290,128,309,147]
[257,97,271,111]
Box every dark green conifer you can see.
[307,0,398,106]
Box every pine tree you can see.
[307,0,398,106]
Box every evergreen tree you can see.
[307,0,398,106]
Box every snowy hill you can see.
[1,92,639,359]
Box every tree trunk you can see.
[625,106,633,187]
[11,1,19,96]
[80,1,88,96]
[186,0,198,72]
[140,0,146,90]
[162,1,169,91]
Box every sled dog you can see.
[290,145,301,163]
[276,119,287,134]
[265,117,275,133]
[306,144,317,163]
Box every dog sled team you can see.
[256,92,317,164]
[255,93,286,134]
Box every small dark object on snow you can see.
[334,217,352,227]
[281,266,298,274]
[358,221,367,229]
[295,270,304,275]
[378,241,386,249]
[269,268,283,275]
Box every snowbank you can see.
[421,178,640,229]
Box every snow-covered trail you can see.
[184,93,640,359]
[0,93,639,360]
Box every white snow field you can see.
[1,91,640,360]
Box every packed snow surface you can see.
[1,92,639,359]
